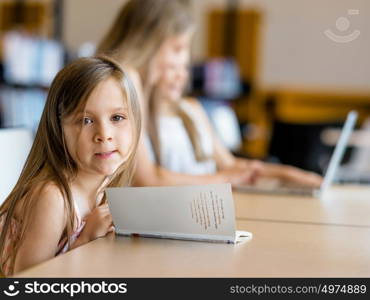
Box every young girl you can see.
[97,0,257,186]
[150,49,323,187]
[0,56,141,276]
[97,0,321,187]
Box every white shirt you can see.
[146,106,216,175]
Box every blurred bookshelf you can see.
[0,0,65,133]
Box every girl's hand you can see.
[220,167,261,186]
[278,166,323,187]
[80,203,114,242]
[248,161,323,188]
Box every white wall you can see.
[63,0,126,52]
[64,0,370,90]
[240,0,370,90]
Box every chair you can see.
[200,100,242,152]
[190,58,243,153]
[0,128,33,204]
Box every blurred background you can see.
[1,0,370,202]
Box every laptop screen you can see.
[320,111,358,193]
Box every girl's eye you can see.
[83,117,93,125]
[112,115,126,122]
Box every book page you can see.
[107,184,238,243]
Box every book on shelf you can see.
[106,183,252,244]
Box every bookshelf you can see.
[0,0,65,131]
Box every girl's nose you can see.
[94,135,113,143]
[94,124,113,143]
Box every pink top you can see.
[0,201,85,276]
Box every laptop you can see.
[234,111,358,198]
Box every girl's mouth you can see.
[95,150,117,159]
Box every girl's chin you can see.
[102,169,120,177]
[81,158,127,177]
[94,165,121,177]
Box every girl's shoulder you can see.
[36,182,66,213]
[14,181,66,221]
[182,97,209,120]
[38,181,64,200]
[182,97,203,113]
[30,180,64,200]
[183,96,201,107]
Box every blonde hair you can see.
[97,0,193,72]
[97,0,200,166]
[0,56,141,276]
[174,101,210,162]
[150,91,210,165]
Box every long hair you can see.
[97,0,193,73]
[97,0,195,167]
[0,56,141,276]
[149,92,210,165]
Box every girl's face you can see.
[62,77,133,177]
[149,28,193,86]
[156,49,190,103]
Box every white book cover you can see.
[106,183,252,244]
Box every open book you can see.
[106,183,252,244]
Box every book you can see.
[106,183,252,244]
